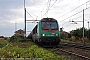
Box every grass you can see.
[0,40,67,60]
[0,39,10,48]
[11,41,37,48]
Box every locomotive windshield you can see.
[42,21,58,30]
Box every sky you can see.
[0,0,90,37]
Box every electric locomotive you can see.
[28,18,60,46]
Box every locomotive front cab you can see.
[39,18,60,45]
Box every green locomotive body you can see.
[28,18,60,46]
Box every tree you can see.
[70,27,89,40]
[10,34,24,42]
[0,36,4,38]
[88,29,90,39]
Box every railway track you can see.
[60,42,90,50]
[46,42,90,60]
[57,48,90,60]
[56,42,90,60]
[47,47,90,60]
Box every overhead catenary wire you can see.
[26,11,34,20]
[26,11,40,23]
[36,2,48,19]
[57,0,90,19]
[25,0,90,24]
[69,15,82,23]
[43,0,51,17]
[42,0,57,17]
[61,7,90,31]
[34,0,51,19]
[60,10,83,22]
[49,0,57,9]
[46,0,51,16]
[26,11,41,19]
[70,13,90,21]
[59,6,90,22]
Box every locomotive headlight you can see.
[56,34,58,36]
[42,34,46,36]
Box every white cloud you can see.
[0,0,90,37]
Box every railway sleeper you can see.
[84,46,90,50]
[75,45,84,48]
[61,43,68,46]
[68,44,76,47]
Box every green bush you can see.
[68,38,72,41]
[0,45,66,60]
[10,35,24,42]
[0,43,3,48]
